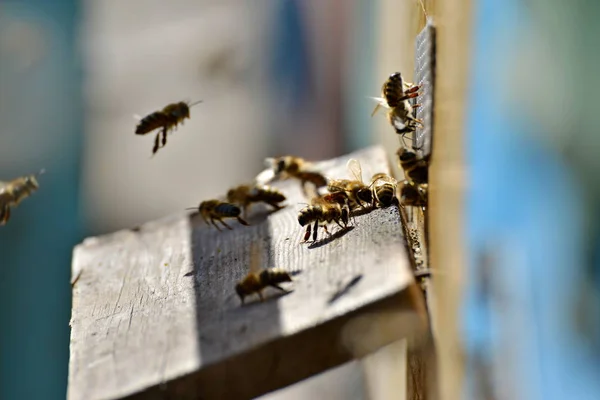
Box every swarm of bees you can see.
[0,170,43,225]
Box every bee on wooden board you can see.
[226,184,286,218]
[262,156,328,197]
[135,100,203,156]
[0,170,44,226]
[235,242,293,305]
[397,147,428,184]
[370,173,399,208]
[187,200,249,231]
[399,180,428,207]
[298,191,351,243]
[327,159,374,210]
[371,72,423,144]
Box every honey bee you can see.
[0,170,43,225]
[399,180,428,207]
[235,242,293,305]
[264,156,328,197]
[397,147,428,184]
[370,173,399,208]
[371,72,423,142]
[298,191,350,242]
[188,200,249,231]
[327,159,374,210]
[226,184,286,218]
[135,100,203,156]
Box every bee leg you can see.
[161,128,168,147]
[269,283,287,292]
[209,218,223,231]
[152,133,161,155]
[0,205,10,225]
[413,103,422,109]
[218,219,234,230]
[302,225,311,242]
[236,216,249,226]
[323,225,331,236]
[312,220,319,242]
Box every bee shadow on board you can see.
[307,226,355,249]
[327,274,363,305]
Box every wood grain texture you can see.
[68,145,427,400]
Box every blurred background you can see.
[4,0,600,399]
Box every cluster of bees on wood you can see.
[0,70,430,306]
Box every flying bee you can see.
[0,170,44,226]
[370,173,399,208]
[399,180,428,207]
[397,147,428,184]
[371,72,423,144]
[135,100,203,156]
[298,191,350,243]
[226,184,286,218]
[327,159,374,210]
[263,156,328,197]
[187,200,249,231]
[235,242,293,305]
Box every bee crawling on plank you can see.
[397,147,428,184]
[370,172,399,208]
[399,180,428,207]
[260,155,328,197]
[297,191,351,243]
[235,242,293,305]
[187,200,249,231]
[327,159,375,211]
[226,184,286,218]
[0,169,44,226]
[135,100,203,156]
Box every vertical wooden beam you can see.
[428,0,471,399]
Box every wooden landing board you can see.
[68,146,424,400]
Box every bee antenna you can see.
[417,0,429,18]
[185,207,198,211]
[188,100,203,107]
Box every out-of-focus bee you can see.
[397,147,428,184]
[371,72,423,142]
[327,159,374,210]
[226,184,286,218]
[188,200,249,231]
[263,156,328,197]
[298,191,350,242]
[0,170,43,226]
[399,180,428,207]
[370,173,399,208]
[135,100,203,156]
[235,242,293,305]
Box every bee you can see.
[264,156,328,197]
[399,180,428,207]
[298,191,350,242]
[370,173,399,208]
[188,200,249,231]
[397,147,428,184]
[0,170,43,226]
[135,100,203,156]
[235,242,293,305]
[371,72,423,143]
[327,159,374,210]
[226,184,286,218]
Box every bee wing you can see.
[371,174,397,187]
[254,168,276,186]
[249,241,262,274]
[368,96,388,117]
[133,114,143,121]
[347,159,364,183]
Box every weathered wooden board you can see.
[68,146,426,400]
